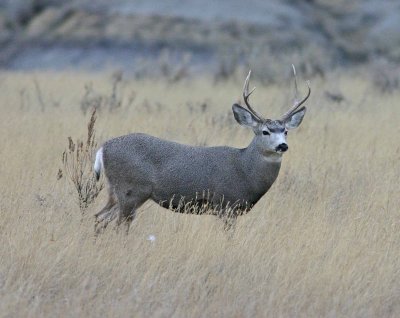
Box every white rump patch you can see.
[94,147,104,180]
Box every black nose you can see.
[276,143,288,152]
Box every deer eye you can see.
[262,130,270,136]
[284,131,288,136]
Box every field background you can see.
[0,70,399,317]
[1,0,400,317]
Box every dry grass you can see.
[0,70,399,317]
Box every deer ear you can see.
[285,107,306,130]
[232,104,259,128]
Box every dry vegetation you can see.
[0,70,399,317]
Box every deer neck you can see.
[241,138,282,188]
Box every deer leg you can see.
[95,205,119,234]
[95,193,117,222]
[116,201,135,232]
[222,215,237,232]
[116,187,150,234]
[95,192,118,234]
[216,208,238,232]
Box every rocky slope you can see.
[0,0,399,79]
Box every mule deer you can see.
[94,69,310,232]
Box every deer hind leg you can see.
[116,186,151,234]
[94,190,118,234]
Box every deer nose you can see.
[276,143,288,152]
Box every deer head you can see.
[232,67,311,155]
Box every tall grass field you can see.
[0,70,399,317]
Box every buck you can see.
[94,69,310,232]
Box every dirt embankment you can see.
[1,0,400,78]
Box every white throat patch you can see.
[263,152,282,163]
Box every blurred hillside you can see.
[1,0,400,81]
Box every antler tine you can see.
[292,64,299,103]
[243,70,263,120]
[281,68,311,120]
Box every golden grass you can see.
[0,70,399,317]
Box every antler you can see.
[281,65,311,120]
[243,70,264,121]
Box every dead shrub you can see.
[61,108,103,212]
[80,72,136,114]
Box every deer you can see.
[94,68,311,233]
